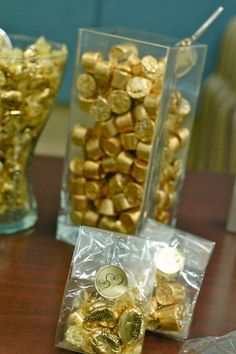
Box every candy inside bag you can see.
[140,219,215,340]
[55,226,158,353]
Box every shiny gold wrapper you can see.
[131,159,147,183]
[155,282,186,306]
[83,210,100,227]
[98,216,117,230]
[112,193,131,212]
[85,181,101,200]
[126,76,152,99]
[99,198,116,216]
[72,124,89,146]
[94,60,112,83]
[70,210,84,225]
[108,43,138,63]
[70,176,86,195]
[115,112,134,133]
[108,89,131,114]
[158,304,182,331]
[120,210,140,233]
[120,133,138,151]
[99,118,118,137]
[132,104,148,121]
[136,142,151,162]
[135,118,154,143]
[69,157,84,177]
[81,51,103,73]
[79,96,96,112]
[101,137,122,157]
[124,182,143,207]
[76,73,96,98]
[101,156,117,173]
[108,173,127,195]
[86,137,104,161]
[90,96,111,122]
[71,194,88,211]
[84,160,101,179]
[111,69,131,89]
[116,151,134,174]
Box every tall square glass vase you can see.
[57,28,206,245]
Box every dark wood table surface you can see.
[0,156,236,354]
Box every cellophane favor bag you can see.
[55,226,158,353]
[140,219,215,340]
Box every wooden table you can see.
[0,156,236,354]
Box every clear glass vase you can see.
[57,28,206,245]
[0,34,67,234]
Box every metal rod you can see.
[177,6,224,46]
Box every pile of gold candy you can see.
[147,246,187,334]
[68,42,191,233]
[0,37,67,222]
[63,286,146,353]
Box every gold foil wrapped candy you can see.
[147,247,186,333]
[0,36,67,226]
[62,266,147,354]
[68,40,192,233]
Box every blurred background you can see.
[1,0,236,171]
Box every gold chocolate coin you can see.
[95,265,128,299]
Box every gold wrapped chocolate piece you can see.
[83,210,100,227]
[155,282,186,306]
[81,51,103,73]
[158,304,182,331]
[91,329,121,353]
[135,118,154,143]
[124,182,143,207]
[108,89,131,114]
[108,43,138,63]
[115,112,134,133]
[120,133,138,151]
[141,55,160,79]
[116,151,134,174]
[111,69,131,89]
[90,96,111,122]
[118,309,144,344]
[126,76,152,99]
[71,124,88,145]
[76,73,96,98]
[101,137,122,157]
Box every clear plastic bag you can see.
[180,331,236,353]
[140,219,215,340]
[55,226,158,353]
